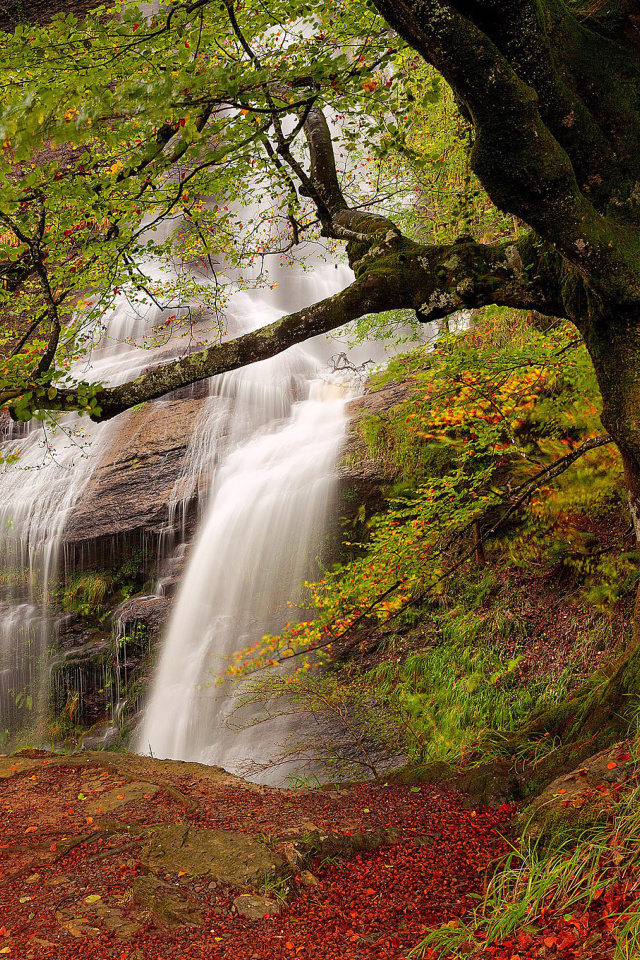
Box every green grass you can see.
[367,604,572,765]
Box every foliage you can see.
[0,0,419,416]
[61,570,113,615]
[238,587,573,780]
[232,309,630,686]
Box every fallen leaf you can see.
[84,894,101,904]
[606,762,618,770]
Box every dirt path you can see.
[0,750,511,959]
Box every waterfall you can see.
[137,259,353,778]
[0,250,202,748]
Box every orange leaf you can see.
[606,762,618,770]
[86,817,93,824]
[24,826,37,834]
[285,944,294,951]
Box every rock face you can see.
[338,379,408,499]
[64,396,209,563]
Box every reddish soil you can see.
[0,750,511,960]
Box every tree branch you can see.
[372,0,640,304]
[16,231,565,421]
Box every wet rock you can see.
[115,595,172,643]
[142,824,288,887]
[63,396,209,557]
[131,875,203,929]
[232,894,282,920]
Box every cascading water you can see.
[0,248,206,748]
[137,260,354,778]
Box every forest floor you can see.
[0,748,631,960]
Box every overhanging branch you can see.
[19,231,566,421]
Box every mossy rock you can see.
[518,741,637,843]
[384,758,522,809]
[452,760,523,810]
[142,824,288,887]
[382,760,455,785]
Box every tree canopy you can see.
[2,0,636,422]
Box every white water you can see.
[137,259,353,777]
[0,250,204,746]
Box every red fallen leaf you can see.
[364,888,376,896]
[49,843,57,852]
[0,928,6,936]
[24,826,37,834]
[606,761,618,770]
[557,788,568,794]
[544,936,557,947]
[285,944,294,950]
[516,933,533,948]
[557,933,576,949]
[592,887,605,900]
